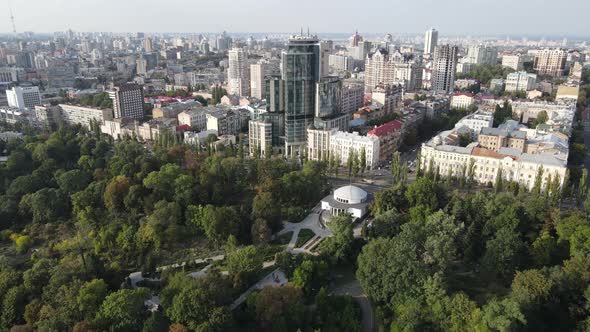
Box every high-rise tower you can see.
[424,28,438,55]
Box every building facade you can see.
[6,86,41,109]
[432,45,458,93]
[533,49,567,77]
[228,48,250,96]
[505,71,537,92]
[108,84,144,119]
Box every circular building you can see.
[321,185,370,220]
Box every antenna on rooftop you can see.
[8,0,17,34]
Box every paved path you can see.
[230,269,288,310]
[278,204,333,253]
[332,278,374,332]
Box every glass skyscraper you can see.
[281,35,321,156]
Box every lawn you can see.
[296,228,316,248]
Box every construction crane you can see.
[8,0,17,34]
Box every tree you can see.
[252,285,305,331]
[104,176,132,211]
[493,101,513,127]
[321,214,354,263]
[357,236,428,306]
[532,166,544,196]
[226,245,263,288]
[188,205,240,244]
[511,269,552,306]
[494,167,503,193]
[532,111,548,127]
[251,218,271,244]
[578,169,588,205]
[292,259,329,296]
[481,298,526,331]
[77,279,109,321]
[359,147,366,174]
[19,188,68,223]
[143,164,183,201]
[405,177,444,211]
[1,286,27,330]
[482,226,525,280]
[95,288,150,332]
[56,169,91,195]
[347,150,354,177]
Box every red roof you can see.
[368,120,403,137]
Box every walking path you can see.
[230,269,288,309]
[332,278,374,332]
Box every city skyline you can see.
[3,0,590,38]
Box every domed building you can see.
[321,185,370,220]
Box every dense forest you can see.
[0,123,361,331]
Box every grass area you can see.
[271,231,293,245]
[296,228,316,248]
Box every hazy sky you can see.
[4,0,590,37]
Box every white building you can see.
[505,71,537,92]
[424,28,438,55]
[6,86,41,109]
[307,128,334,161]
[248,120,272,156]
[178,109,207,131]
[421,140,567,191]
[502,55,524,71]
[59,104,114,128]
[330,131,380,170]
[454,110,494,136]
[463,45,498,65]
[321,185,369,220]
[228,48,250,96]
[451,93,475,110]
[250,58,279,100]
[184,129,218,145]
[329,54,355,72]
[341,80,364,114]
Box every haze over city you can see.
[3,0,590,37]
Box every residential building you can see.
[421,140,567,191]
[364,48,422,92]
[424,28,438,55]
[477,127,527,152]
[250,60,267,100]
[329,54,355,72]
[228,48,250,96]
[307,128,334,161]
[372,84,402,114]
[249,120,273,156]
[432,45,458,93]
[330,131,380,170]
[454,110,494,136]
[34,105,61,128]
[108,84,144,119]
[505,71,537,92]
[463,45,498,65]
[184,129,218,145]
[59,104,113,128]
[368,119,403,162]
[178,109,208,131]
[341,80,364,114]
[451,93,475,109]
[502,55,524,71]
[533,49,567,77]
[556,85,580,101]
[206,109,245,136]
[6,86,41,109]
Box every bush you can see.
[11,234,32,254]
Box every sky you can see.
[3,0,590,37]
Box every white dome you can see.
[334,185,368,205]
